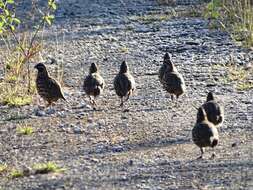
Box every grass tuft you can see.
[2,94,32,106]
[33,162,65,174]
[10,169,24,179]
[16,125,34,135]
[0,164,8,174]
[212,63,253,91]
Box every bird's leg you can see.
[89,96,93,104]
[211,148,216,159]
[175,95,179,107]
[125,91,131,102]
[92,98,97,111]
[171,94,174,101]
[93,99,97,106]
[120,97,124,107]
[197,147,204,160]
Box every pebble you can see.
[35,109,46,117]
[45,108,56,115]
[112,145,124,153]
[73,127,82,134]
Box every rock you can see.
[232,142,237,147]
[35,109,46,117]
[128,159,134,166]
[73,127,82,134]
[45,108,56,115]
[57,111,67,118]
[112,145,124,153]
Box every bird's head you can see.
[163,53,174,71]
[206,91,214,102]
[90,63,98,74]
[197,107,207,123]
[34,63,49,76]
[119,61,128,73]
[34,63,47,72]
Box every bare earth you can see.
[0,0,253,189]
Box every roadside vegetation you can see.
[0,0,57,106]
[204,0,253,47]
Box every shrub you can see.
[204,0,253,47]
[0,0,57,106]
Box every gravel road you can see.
[0,0,252,189]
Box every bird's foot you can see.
[196,155,203,160]
[211,153,216,159]
[123,109,129,112]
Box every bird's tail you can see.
[61,94,67,102]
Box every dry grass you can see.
[205,0,253,47]
[212,63,253,91]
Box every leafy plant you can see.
[0,0,57,106]
[204,0,222,19]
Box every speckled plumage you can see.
[192,107,219,159]
[159,53,186,100]
[83,63,105,108]
[114,61,135,107]
[197,92,224,126]
[35,63,65,106]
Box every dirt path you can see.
[0,0,253,189]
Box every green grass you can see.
[0,164,8,174]
[10,169,24,178]
[204,0,253,47]
[2,94,32,106]
[33,162,65,174]
[16,125,34,135]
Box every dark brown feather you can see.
[83,63,105,98]
[35,63,65,105]
[159,53,186,98]
[114,61,135,105]
[192,107,219,158]
[197,92,224,126]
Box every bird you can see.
[159,53,186,101]
[83,63,105,109]
[192,107,219,159]
[114,61,135,107]
[34,63,66,107]
[197,92,224,126]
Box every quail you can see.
[159,53,186,101]
[197,92,224,126]
[192,107,219,159]
[83,63,105,109]
[114,61,135,107]
[34,63,66,107]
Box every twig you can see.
[9,28,27,56]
